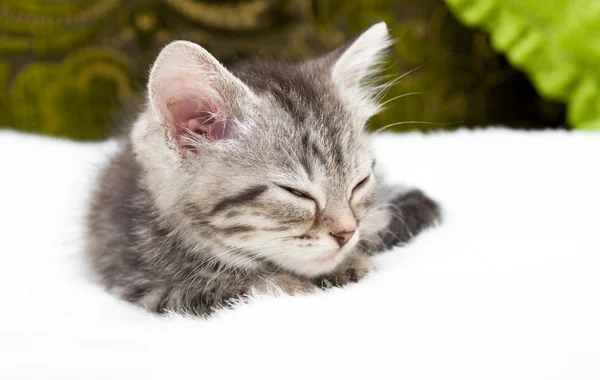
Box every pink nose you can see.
[330,230,355,247]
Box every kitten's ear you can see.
[330,22,393,116]
[148,40,254,153]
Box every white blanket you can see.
[1,129,599,380]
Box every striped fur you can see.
[86,23,441,316]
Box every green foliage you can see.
[446,0,600,130]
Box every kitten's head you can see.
[132,22,393,276]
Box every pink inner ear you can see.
[165,94,232,144]
[187,118,230,140]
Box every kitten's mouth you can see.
[296,233,357,263]
[296,234,318,247]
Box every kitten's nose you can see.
[330,230,355,247]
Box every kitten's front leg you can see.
[360,185,441,254]
[206,274,318,309]
[380,188,441,248]
[317,253,376,288]
[252,273,318,295]
[138,273,317,316]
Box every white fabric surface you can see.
[1,129,599,380]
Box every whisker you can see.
[372,120,463,135]
[379,91,427,108]
[373,53,452,101]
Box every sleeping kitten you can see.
[86,22,440,316]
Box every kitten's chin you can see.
[282,237,360,278]
[285,252,346,278]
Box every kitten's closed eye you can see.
[353,175,370,191]
[278,185,314,200]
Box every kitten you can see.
[86,22,441,316]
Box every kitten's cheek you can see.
[352,207,370,223]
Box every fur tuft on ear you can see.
[147,40,255,154]
[330,22,393,118]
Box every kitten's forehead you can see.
[231,60,372,181]
[232,60,338,123]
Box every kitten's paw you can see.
[379,189,441,249]
[319,254,376,288]
[255,274,318,295]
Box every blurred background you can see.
[1,0,599,140]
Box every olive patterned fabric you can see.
[0,0,566,140]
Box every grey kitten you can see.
[86,22,441,316]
